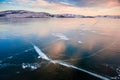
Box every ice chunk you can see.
[30,65,37,70]
[22,63,28,69]
[33,44,51,61]
[22,63,41,70]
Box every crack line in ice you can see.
[33,44,110,80]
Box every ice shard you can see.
[33,44,51,61]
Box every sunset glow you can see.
[0,0,120,15]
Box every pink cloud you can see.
[106,0,120,7]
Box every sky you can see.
[0,0,120,15]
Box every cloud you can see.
[0,0,120,15]
[46,0,120,7]
[1,0,120,8]
[0,1,13,4]
[8,0,120,9]
[106,0,120,7]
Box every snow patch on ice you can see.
[78,41,83,44]
[52,33,69,40]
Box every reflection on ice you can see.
[52,33,69,40]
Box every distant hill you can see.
[0,10,120,19]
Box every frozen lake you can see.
[0,18,120,80]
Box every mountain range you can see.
[0,10,120,19]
